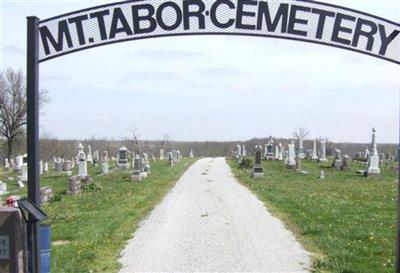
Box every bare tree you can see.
[293,128,309,140]
[127,125,141,154]
[160,134,169,150]
[0,68,49,158]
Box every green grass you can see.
[229,158,397,273]
[1,158,196,273]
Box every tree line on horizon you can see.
[1,68,397,162]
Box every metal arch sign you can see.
[37,0,400,64]
[25,1,400,273]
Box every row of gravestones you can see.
[2,144,194,205]
[233,137,329,163]
[250,128,382,178]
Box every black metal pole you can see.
[27,16,40,273]
[397,96,400,273]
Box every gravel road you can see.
[118,157,311,272]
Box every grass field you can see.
[229,158,397,273]
[1,158,196,273]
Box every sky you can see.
[0,0,399,143]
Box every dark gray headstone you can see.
[0,207,26,273]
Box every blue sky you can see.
[1,0,399,142]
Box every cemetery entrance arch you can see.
[26,1,400,272]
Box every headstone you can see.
[311,139,318,160]
[44,161,48,173]
[9,159,15,170]
[77,143,88,178]
[168,152,174,167]
[4,158,10,170]
[366,128,380,176]
[365,147,370,161]
[176,150,181,163]
[252,145,264,178]
[341,154,350,170]
[40,186,53,204]
[101,151,109,175]
[20,155,28,183]
[295,156,302,171]
[278,143,284,161]
[17,180,24,188]
[189,149,194,158]
[0,207,26,273]
[54,159,63,173]
[0,182,8,196]
[294,129,308,160]
[242,145,246,157]
[63,160,73,176]
[53,156,57,169]
[14,156,23,172]
[264,137,274,160]
[132,158,144,181]
[86,145,93,163]
[331,148,343,169]
[236,144,242,160]
[319,169,325,179]
[287,141,296,169]
[39,160,43,175]
[93,150,100,166]
[159,149,164,160]
[143,154,151,175]
[298,137,305,159]
[274,145,280,160]
[71,157,76,168]
[117,146,130,169]
[318,139,328,162]
[284,150,289,165]
[67,175,81,195]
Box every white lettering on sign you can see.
[37,0,400,64]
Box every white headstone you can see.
[332,147,343,168]
[274,145,280,160]
[93,150,100,162]
[9,159,15,170]
[311,139,318,160]
[318,139,328,162]
[44,161,49,173]
[101,151,109,174]
[236,144,242,159]
[365,147,370,160]
[0,182,7,195]
[284,150,289,164]
[86,145,93,163]
[18,179,24,188]
[242,145,246,157]
[189,149,194,158]
[4,158,10,170]
[160,149,164,160]
[297,130,306,159]
[39,160,43,175]
[319,169,325,179]
[278,143,284,161]
[287,141,296,168]
[15,156,23,171]
[367,128,380,175]
[21,163,28,182]
[77,143,88,177]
